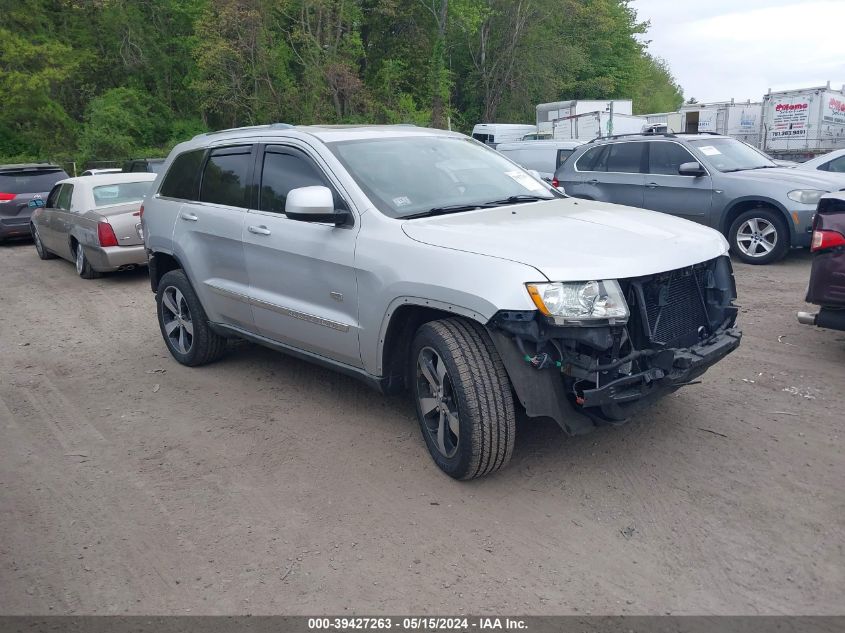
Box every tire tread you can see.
[157,269,226,366]
[417,318,515,479]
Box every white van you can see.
[471,124,538,147]
[496,139,584,179]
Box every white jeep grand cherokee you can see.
[142,124,741,479]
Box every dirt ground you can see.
[0,239,842,616]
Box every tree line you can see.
[0,0,684,166]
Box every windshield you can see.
[93,181,153,207]
[688,138,777,172]
[328,136,554,218]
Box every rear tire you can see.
[728,208,790,265]
[74,243,101,279]
[32,225,56,260]
[410,318,516,480]
[156,269,226,366]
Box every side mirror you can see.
[678,161,706,177]
[285,186,349,226]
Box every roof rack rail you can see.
[193,122,294,140]
[586,131,677,144]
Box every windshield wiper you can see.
[722,165,779,173]
[486,194,554,205]
[401,195,554,219]
[401,203,497,219]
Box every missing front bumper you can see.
[578,327,741,421]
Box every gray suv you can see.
[143,124,741,479]
[554,133,845,264]
[0,163,69,242]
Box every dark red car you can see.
[798,192,845,331]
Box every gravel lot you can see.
[0,240,842,615]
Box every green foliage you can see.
[0,0,685,163]
[78,88,172,161]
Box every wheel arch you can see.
[376,299,489,394]
[719,197,795,243]
[149,250,184,293]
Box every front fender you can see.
[720,195,796,241]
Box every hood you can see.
[725,167,845,191]
[401,198,729,281]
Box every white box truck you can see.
[680,100,763,147]
[643,111,684,133]
[552,111,647,141]
[471,123,538,147]
[760,84,845,159]
[536,100,632,135]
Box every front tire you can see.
[32,225,56,260]
[74,243,101,278]
[728,208,790,265]
[156,269,226,366]
[410,318,516,480]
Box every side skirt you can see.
[210,322,388,394]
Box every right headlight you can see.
[787,189,828,205]
[526,280,629,326]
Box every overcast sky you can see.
[631,0,845,103]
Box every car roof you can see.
[586,133,730,145]
[56,173,158,187]
[177,124,465,151]
[0,163,64,172]
[496,140,583,150]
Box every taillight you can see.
[811,229,845,252]
[97,222,119,247]
[551,178,560,188]
[0,193,15,203]
[138,204,144,218]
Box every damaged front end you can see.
[488,255,742,435]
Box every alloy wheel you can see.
[736,217,778,258]
[416,347,460,458]
[161,286,194,354]
[75,245,85,274]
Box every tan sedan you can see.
[30,173,156,279]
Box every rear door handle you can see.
[646,182,659,188]
[586,179,599,185]
[180,212,198,222]
[248,225,271,236]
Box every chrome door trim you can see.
[250,297,351,333]
[205,280,351,333]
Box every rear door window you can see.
[605,142,645,173]
[199,146,253,208]
[0,169,68,194]
[46,184,62,208]
[160,150,205,200]
[648,142,697,175]
[576,145,608,171]
[56,184,73,210]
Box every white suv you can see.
[142,124,742,479]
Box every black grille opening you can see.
[630,263,711,349]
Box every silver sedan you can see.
[30,173,155,278]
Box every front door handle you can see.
[248,225,271,236]
[646,182,659,189]
[180,212,198,222]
